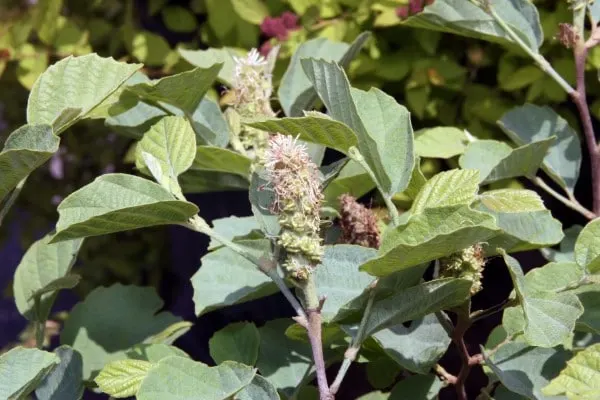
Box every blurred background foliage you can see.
[0,0,597,353]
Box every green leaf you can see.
[360,206,499,276]
[543,225,582,263]
[349,87,415,196]
[373,314,451,374]
[231,0,269,24]
[485,342,570,400]
[162,6,197,33]
[412,169,479,214]
[542,343,600,398]
[95,359,153,398]
[191,240,276,316]
[35,346,83,400]
[403,158,428,200]
[27,54,141,133]
[234,375,279,400]
[278,34,372,117]
[135,116,197,196]
[478,189,564,250]
[247,116,358,155]
[389,374,443,400]
[0,346,59,399]
[257,319,312,396]
[459,138,554,184]
[61,284,181,379]
[209,323,260,366]
[105,82,168,138]
[191,98,230,147]
[499,104,581,194]
[333,265,428,325]
[208,216,260,250]
[127,64,222,115]
[137,358,256,400]
[501,251,584,347]
[576,286,600,334]
[402,0,543,51]
[575,218,600,273]
[178,47,238,86]
[51,174,198,242]
[525,262,585,294]
[0,124,59,203]
[191,146,252,178]
[180,170,250,193]
[479,189,546,212]
[302,59,414,196]
[313,245,377,321]
[13,234,83,320]
[414,127,470,159]
[362,278,472,338]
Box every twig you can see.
[434,363,457,385]
[0,178,26,227]
[330,279,378,395]
[531,177,596,219]
[487,6,575,94]
[470,298,515,322]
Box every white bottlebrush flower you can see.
[263,134,323,281]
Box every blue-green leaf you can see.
[61,284,181,379]
[0,346,59,399]
[459,138,554,184]
[499,104,581,195]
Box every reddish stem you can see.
[572,43,600,215]
[306,309,333,400]
[452,312,478,400]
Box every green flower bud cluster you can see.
[439,244,485,295]
[229,48,275,159]
[264,135,324,282]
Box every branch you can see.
[300,276,333,400]
[571,41,600,215]
[330,279,378,395]
[531,177,596,219]
[453,310,475,400]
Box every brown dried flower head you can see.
[338,194,381,249]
